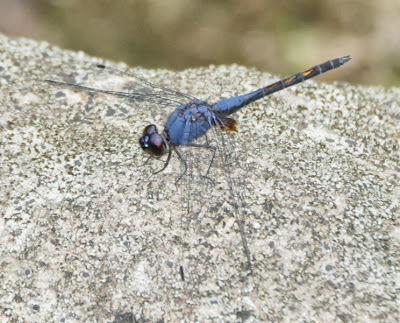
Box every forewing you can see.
[46,64,197,107]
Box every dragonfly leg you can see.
[141,154,153,167]
[153,146,173,175]
[171,146,188,184]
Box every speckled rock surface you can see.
[1,33,399,322]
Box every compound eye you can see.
[139,125,167,156]
[142,124,158,137]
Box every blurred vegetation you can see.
[1,0,400,85]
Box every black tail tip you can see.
[339,55,352,65]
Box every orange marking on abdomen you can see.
[265,83,278,91]
[283,76,296,84]
[302,69,314,76]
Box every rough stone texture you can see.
[1,33,399,322]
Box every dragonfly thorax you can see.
[164,102,215,145]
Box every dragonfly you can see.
[46,56,351,279]
[46,56,351,180]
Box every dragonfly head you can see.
[139,124,168,156]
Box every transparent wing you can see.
[45,64,197,107]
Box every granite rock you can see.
[1,33,399,322]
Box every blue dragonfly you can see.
[46,56,351,180]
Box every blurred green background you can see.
[1,0,399,85]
